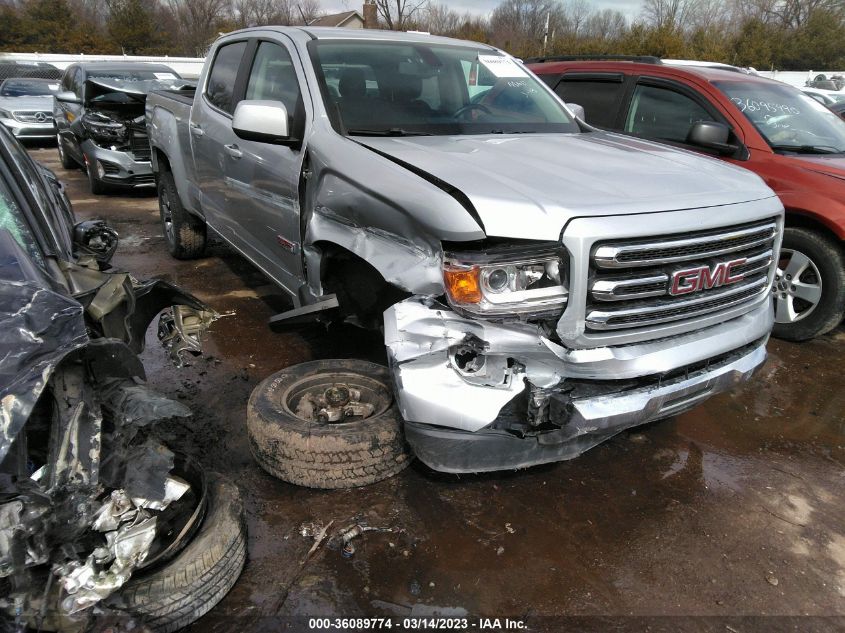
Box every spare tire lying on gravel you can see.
[247,359,411,489]
[107,475,247,633]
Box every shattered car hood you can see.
[85,78,190,104]
[357,132,776,240]
[0,232,88,461]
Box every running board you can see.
[268,294,339,326]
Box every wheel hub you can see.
[773,248,822,324]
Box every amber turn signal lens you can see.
[443,265,482,304]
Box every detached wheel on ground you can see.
[56,134,76,169]
[247,360,411,489]
[158,170,207,259]
[108,475,247,633]
[772,227,845,341]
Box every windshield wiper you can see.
[770,144,844,155]
[346,128,432,137]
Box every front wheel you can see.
[87,160,108,195]
[109,475,246,633]
[57,134,76,169]
[772,227,845,341]
[247,360,411,489]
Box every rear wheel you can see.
[772,227,845,341]
[247,360,411,489]
[158,170,207,259]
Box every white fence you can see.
[0,52,206,79]
[758,70,845,89]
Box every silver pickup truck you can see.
[146,27,784,474]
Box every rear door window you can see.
[205,41,248,114]
[624,83,715,143]
[554,74,627,128]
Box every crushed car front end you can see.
[385,199,782,473]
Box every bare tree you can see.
[742,0,844,28]
[582,8,627,40]
[166,0,232,56]
[424,2,463,34]
[374,0,429,30]
[560,0,590,36]
[490,0,566,55]
[641,0,693,30]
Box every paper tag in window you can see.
[154,72,177,80]
[478,55,527,78]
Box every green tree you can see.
[18,0,74,52]
[106,0,158,54]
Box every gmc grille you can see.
[586,219,778,331]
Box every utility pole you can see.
[542,12,550,55]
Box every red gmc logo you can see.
[669,258,747,296]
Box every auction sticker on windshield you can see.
[154,72,177,80]
[478,55,527,78]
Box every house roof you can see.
[309,10,363,27]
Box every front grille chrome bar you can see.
[586,276,769,330]
[593,221,777,269]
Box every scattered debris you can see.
[766,574,779,586]
[304,521,334,563]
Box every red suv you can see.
[528,56,845,341]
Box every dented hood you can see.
[0,231,88,460]
[84,77,189,105]
[357,132,776,240]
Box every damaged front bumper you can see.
[80,139,154,188]
[384,298,772,473]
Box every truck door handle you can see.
[224,144,242,159]
[189,123,204,137]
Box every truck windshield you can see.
[309,40,577,136]
[715,80,845,154]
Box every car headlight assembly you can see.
[443,244,569,318]
[81,113,126,144]
[0,108,12,120]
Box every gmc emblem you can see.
[669,258,747,296]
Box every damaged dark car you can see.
[0,124,245,632]
[53,63,192,195]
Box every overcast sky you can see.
[326,0,643,21]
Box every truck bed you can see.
[150,88,195,107]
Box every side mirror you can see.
[232,100,298,146]
[566,102,585,121]
[687,121,737,155]
[74,219,118,263]
[55,91,80,104]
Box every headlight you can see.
[81,113,126,143]
[443,244,568,317]
[0,108,12,119]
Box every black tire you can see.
[109,475,247,633]
[87,161,108,195]
[772,227,845,341]
[247,360,411,489]
[57,134,76,169]
[158,170,207,259]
